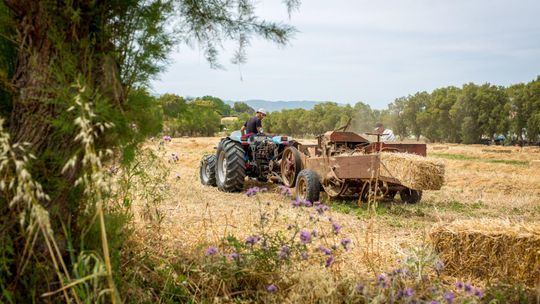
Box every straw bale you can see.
[379,152,445,190]
[430,219,540,287]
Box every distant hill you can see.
[225,99,336,112]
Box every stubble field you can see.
[132,137,540,302]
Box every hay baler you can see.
[280,131,444,203]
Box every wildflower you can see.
[313,201,321,206]
[279,246,291,259]
[377,274,388,288]
[392,268,403,276]
[303,200,313,207]
[246,186,261,197]
[278,185,292,196]
[464,283,472,293]
[267,284,278,293]
[299,230,312,244]
[430,301,439,304]
[316,204,329,214]
[403,287,414,297]
[443,292,455,304]
[340,238,351,250]
[474,288,484,298]
[205,246,218,256]
[301,251,309,260]
[355,284,364,293]
[245,235,261,246]
[318,245,332,255]
[163,135,172,142]
[291,199,301,207]
[435,260,444,272]
[332,222,342,234]
[325,255,334,267]
[108,165,119,175]
[170,152,180,162]
[455,281,463,289]
[229,252,240,260]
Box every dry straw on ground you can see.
[430,219,540,287]
[379,152,445,190]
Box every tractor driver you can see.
[241,108,267,136]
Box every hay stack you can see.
[379,152,445,190]
[430,219,540,287]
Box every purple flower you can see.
[279,246,291,259]
[205,246,218,256]
[464,283,472,293]
[163,135,172,142]
[443,292,455,304]
[246,186,266,197]
[455,281,463,289]
[108,165,119,175]
[301,251,309,260]
[300,230,312,244]
[430,301,439,304]
[355,284,364,293]
[435,260,444,272]
[392,268,403,275]
[267,284,278,293]
[245,235,261,246]
[325,255,334,267]
[303,200,313,207]
[318,246,332,255]
[474,288,484,298]
[316,204,329,214]
[291,199,301,207]
[377,274,388,288]
[403,287,414,297]
[340,238,351,250]
[278,185,292,196]
[332,222,342,235]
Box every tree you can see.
[233,101,255,114]
[1,0,300,300]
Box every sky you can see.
[151,0,540,109]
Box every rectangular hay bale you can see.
[430,219,540,287]
[379,152,445,190]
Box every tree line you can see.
[162,77,539,144]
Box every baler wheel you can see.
[400,189,422,204]
[200,154,217,186]
[281,146,302,187]
[295,169,320,202]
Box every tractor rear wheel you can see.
[200,154,217,186]
[400,189,422,204]
[295,169,320,202]
[281,146,302,187]
[216,138,246,192]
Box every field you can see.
[133,137,540,302]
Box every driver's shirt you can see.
[244,116,262,134]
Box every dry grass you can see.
[131,137,540,300]
[430,219,540,287]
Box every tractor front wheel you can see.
[400,189,422,204]
[216,138,246,192]
[200,154,217,186]
[295,169,320,202]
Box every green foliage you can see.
[159,94,222,136]
[232,101,255,115]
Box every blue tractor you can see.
[199,131,302,192]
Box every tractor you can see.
[199,131,298,192]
